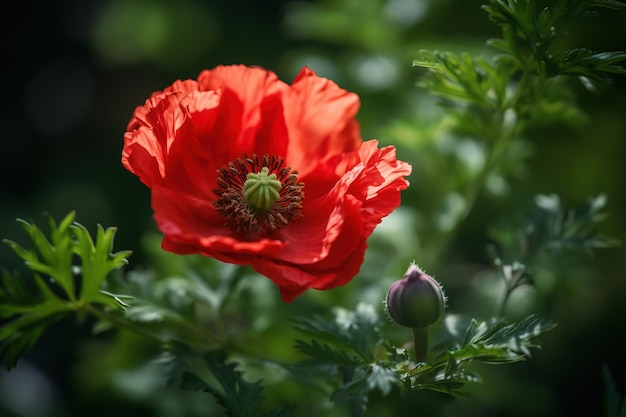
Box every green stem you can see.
[494,286,512,318]
[424,126,514,267]
[82,303,167,345]
[494,267,529,317]
[412,327,429,362]
[424,71,544,268]
[219,264,251,314]
[83,303,224,351]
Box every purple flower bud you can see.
[385,263,446,329]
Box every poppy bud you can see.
[386,263,445,328]
[385,263,446,361]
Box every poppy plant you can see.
[122,64,412,301]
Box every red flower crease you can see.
[122,64,412,302]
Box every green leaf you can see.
[109,270,222,350]
[292,303,403,416]
[366,363,399,396]
[4,212,77,300]
[293,339,361,368]
[71,222,132,303]
[482,0,626,86]
[291,303,382,362]
[460,314,556,358]
[590,0,626,11]
[602,364,626,417]
[3,212,132,308]
[413,51,504,109]
[489,194,620,267]
[0,268,70,369]
[180,352,295,417]
[291,304,555,404]
[0,308,68,369]
[0,212,133,368]
[550,49,626,90]
[481,314,557,357]
[329,372,370,417]
[406,314,555,395]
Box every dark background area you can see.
[1,1,625,416]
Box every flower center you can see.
[213,154,304,240]
[243,167,282,210]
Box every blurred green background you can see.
[1,0,625,416]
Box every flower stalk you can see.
[412,327,430,362]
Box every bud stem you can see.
[412,327,429,362]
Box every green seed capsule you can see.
[243,167,282,210]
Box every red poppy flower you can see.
[122,64,412,302]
